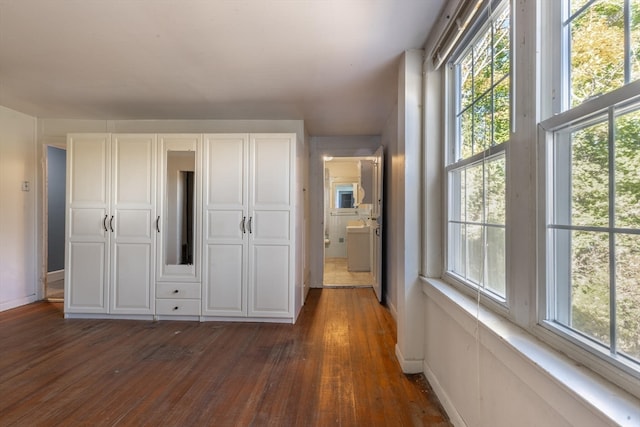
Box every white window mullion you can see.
[607,107,617,355]
[624,0,631,84]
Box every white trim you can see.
[394,344,424,374]
[64,313,154,321]
[539,80,640,132]
[422,360,467,427]
[1,295,39,312]
[200,316,294,324]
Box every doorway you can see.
[322,153,382,296]
[45,146,66,301]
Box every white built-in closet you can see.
[64,132,298,323]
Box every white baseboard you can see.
[395,344,424,373]
[423,360,467,427]
[1,295,38,312]
[47,269,64,282]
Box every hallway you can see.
[0,288,450,426]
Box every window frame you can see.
[443,0,512,309]
[537,0,640,397]
[538,84,640,393]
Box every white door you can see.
[110,134,156,314]
[65,134,110,313]
[371,146,384,302]
[202,134,249,316]
[248,134,294,317]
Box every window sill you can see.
[421,277,640,426]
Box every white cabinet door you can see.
[65,134,110,313]
[248,134,294,318]
[110,134,156,314]
[202,134,248,316]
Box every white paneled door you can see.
[202,134,248,316]
[203,133,295,319]
[110,134,156,314]
[248,134,294,317]
[66,133,157,316]
[65,134,110,313]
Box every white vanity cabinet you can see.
[202,133,295,320]
[65,133,157,317]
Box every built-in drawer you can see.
[156,299,200,316]
[156,283,201,299]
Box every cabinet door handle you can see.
[173,289,179,294]
[241,216,246,234]
[173,306,179,311]
[109,215,114,232]
[248,217,253,234]
[156,216,160,233]
[103,215,108,232]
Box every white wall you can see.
[323,159,370,259]
[393,50,425,373]
[299,126,311,308]
[422,280,640,427]
[0,106,38,311]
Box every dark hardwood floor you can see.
[0,288,451,426]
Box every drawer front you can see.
[156,283,201,299]
[156,299,200,315]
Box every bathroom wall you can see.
[325,208,371,258]
[324,158,370,258]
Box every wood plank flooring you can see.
[0,288,451,427]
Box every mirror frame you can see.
[157,135,202,283]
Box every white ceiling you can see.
[0,0,446,136]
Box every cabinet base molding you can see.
[200,316,294,324]
[64,313,155,321]
[63,313,294,323]
[154,315,201,322]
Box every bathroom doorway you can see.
[44,145,66,301]
[322,149,383,300]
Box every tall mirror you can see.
[165,151,195,266]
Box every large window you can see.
[446,3,510,300]
[542,0,640,379]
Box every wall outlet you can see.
[21,181,30,192]
[339,237,344,243]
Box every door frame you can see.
[309,138,383,291]
[42,143,67,301]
